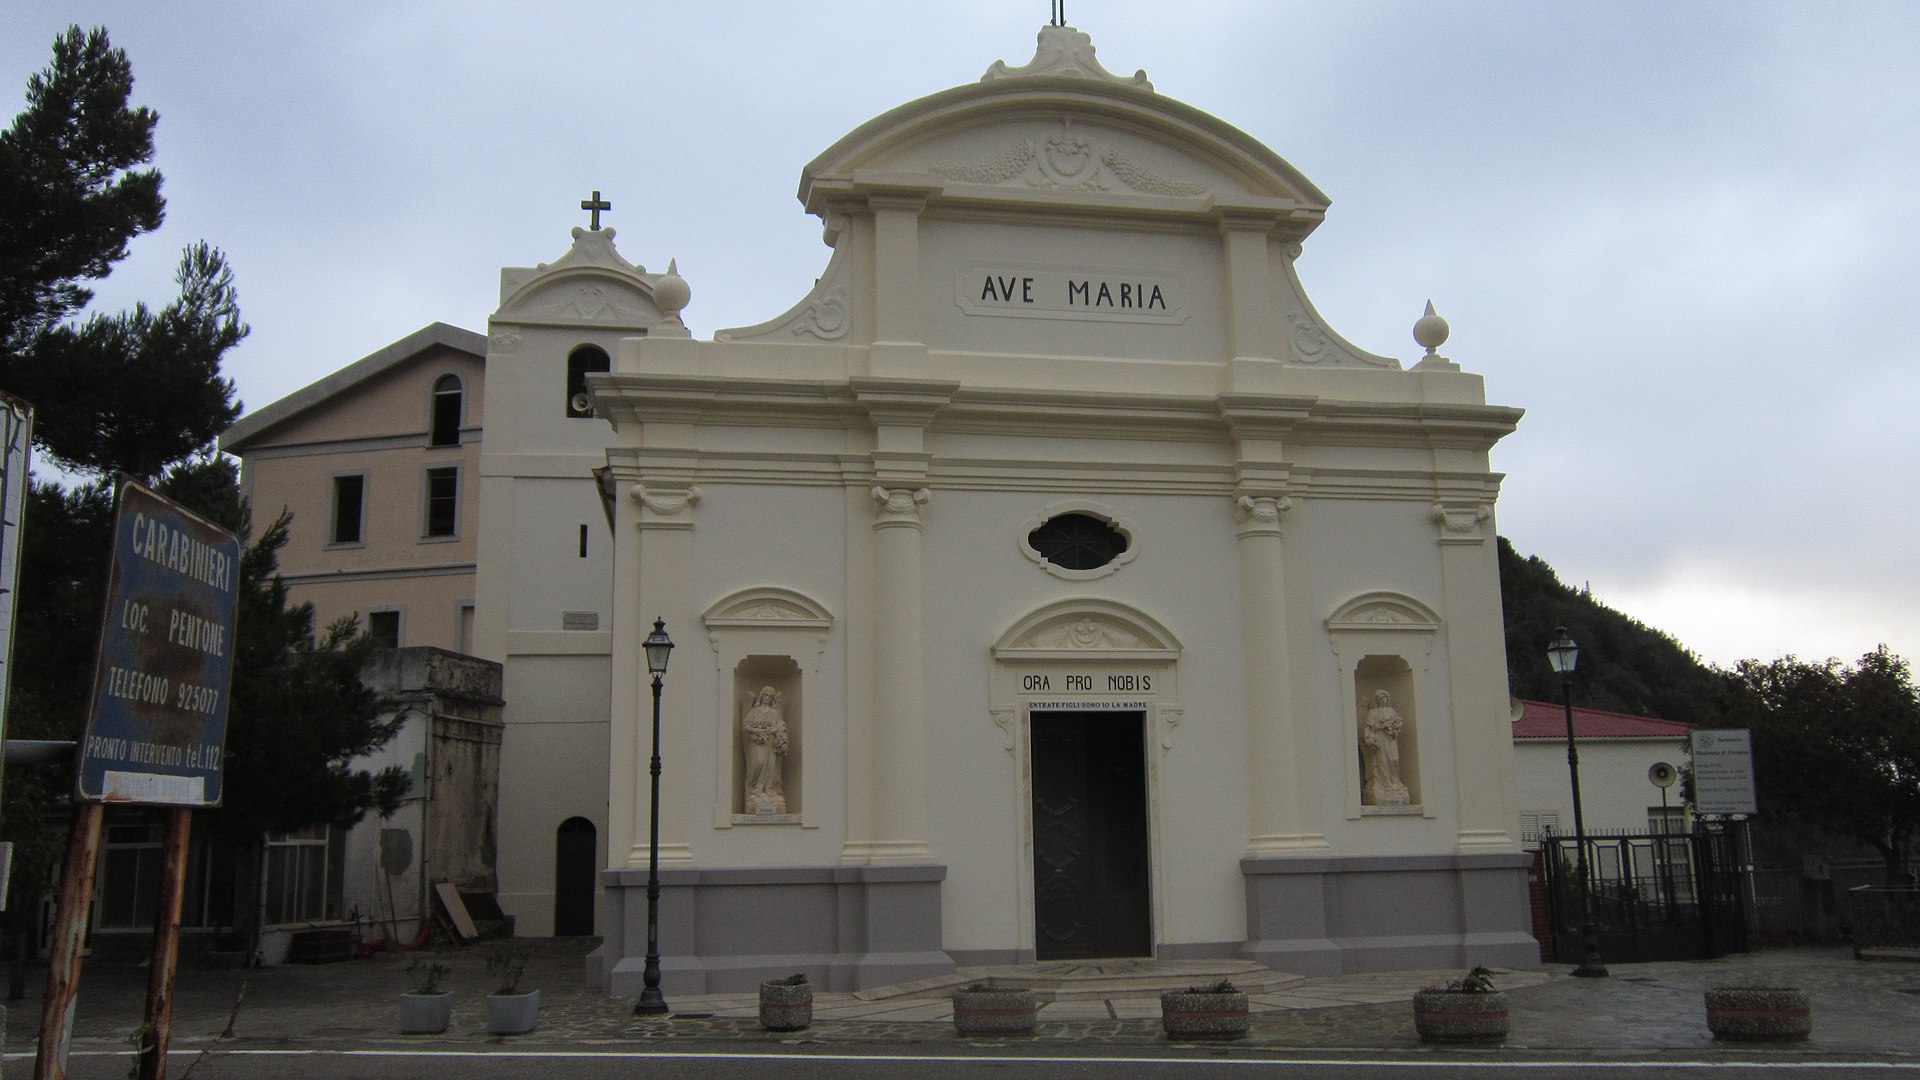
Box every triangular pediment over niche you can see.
[994,599,1180,660]
[1325,591,1442,634]
[704,587,834,630]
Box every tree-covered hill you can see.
[1498,536,1734,723]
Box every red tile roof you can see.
[1512,699,1692,740]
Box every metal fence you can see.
[1539,826,1747,962]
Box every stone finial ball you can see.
[653,267,691,315]
[1413,302,1450,351]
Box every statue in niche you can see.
[741,687,790,814]
[1360,690,1412,806]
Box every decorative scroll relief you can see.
[1158,707,1184,750]
[1430,502,1493,545]
[930,121,1203,197]
[992,710,1015,753]
[488,329,522,353]
[1287,314,1331,364]
[797,288,850,340]
[980,24,1153,90]
[955,264,1188,326]
[1020,618,1144,650]
[538,282,649,322]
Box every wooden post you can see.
[136,807,191,1080]
[34,802,104,1080]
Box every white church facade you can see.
[232,24,1538,993]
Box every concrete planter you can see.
[952,986,1036,1036]
[759,977,813,1031]
[1705,987,1811,1042]
[485,990,540,1035]
[1412,989,1509,1044]
[399,991,454,1034]
[1160,987,1250,1041]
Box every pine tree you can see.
[0,25,243,481]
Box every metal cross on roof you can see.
[1050,1,1065,27]
[580,190,612,230]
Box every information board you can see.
[1689,728,1759,816]
[76,480,241,805]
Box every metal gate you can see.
[1539,824,1749,962]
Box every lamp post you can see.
[1546,626,1609,978]
[634,617,675,1015]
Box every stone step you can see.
[857,958,1303,1002]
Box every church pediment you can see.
[800,28,1328,233]
[495,227,674,330]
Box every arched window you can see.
[429,375,462,446]
[567,346,610,417]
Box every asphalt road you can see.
[28,1047,1920,1080]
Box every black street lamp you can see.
[1547,627,1609,978]
[634,617,675,1015]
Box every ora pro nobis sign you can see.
[77,479,240,806]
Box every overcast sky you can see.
[7,2,1917,676]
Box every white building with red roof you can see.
[1512,699,1692,841]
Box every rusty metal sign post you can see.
[36,478,240,1080]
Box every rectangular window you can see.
[95,822,164,929]
[331,474,365,545]
[263,825,343,926]
[366,609,401,648]
[424,466,458,538]
[1519,810,1561,843]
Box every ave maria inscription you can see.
[957,267,1186,325]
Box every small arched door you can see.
[553,817,597,936]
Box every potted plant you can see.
[399,955,454,1034]
[484,944,540,1035]
[951,982,1037,1036]
[759,973,813,1031]
[1412,966,1508,1044]
[1705,986,1811,1041]
[1161,979,1249,1040]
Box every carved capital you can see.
[1430,502,1492,545]
[1235,494,1292,537]
[631,483,702,519]
[871,485,930,525]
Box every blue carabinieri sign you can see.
[76,479,241,805]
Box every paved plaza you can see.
[4,939,1918,1060]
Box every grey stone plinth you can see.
[484,990,540,1035]
[1706,987,1811,1041]
[398,991,453,1034]
[952,987,1036,1036]
[1412,989,1509,1043]
[759,979,813,1031]
[1160,989,1250,1040]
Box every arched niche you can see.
[1325,591,1441,820]
[703,587,833,829]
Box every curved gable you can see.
[801,28,1327,238]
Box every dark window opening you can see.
[425,467,458,537]
[430,374,462,446]
[579,523,588,558]
[331,475,365,544]
[567,345,610,417]
[1027,513,1128,571]
[367,610,401,648]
